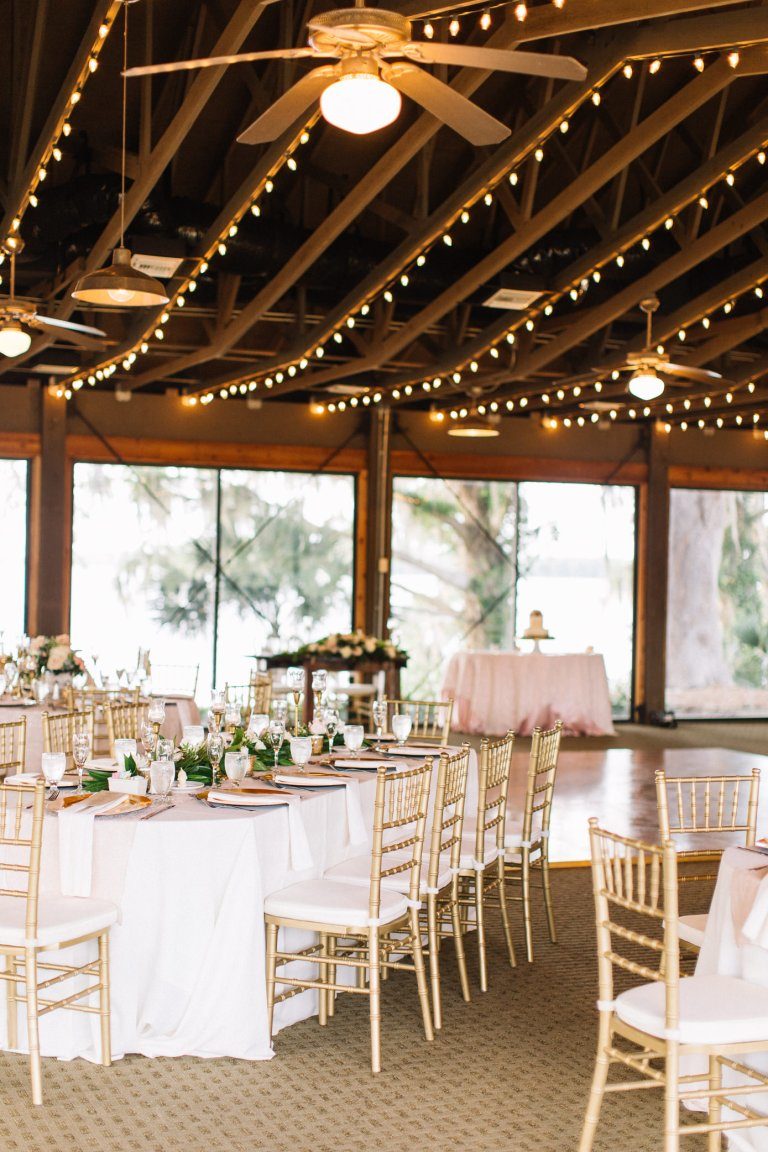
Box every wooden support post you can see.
[634,425,670,723]
[364,408,393,640]
[26,385,72,635]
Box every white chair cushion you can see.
[325,850,452,895]
[0,894,118,948]
[615,974,768,1045]
[264,878,409,928]
[458,825,500,871]
[678,913,708,948]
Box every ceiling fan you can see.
[125,3,587,146]
[0,246,107,358]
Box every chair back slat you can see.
[41,709,94,769]
[0,780,45,938]
[427,744,470,890]
[474,731,514,865]
[64,686,139,755]
[370,759,433,918]
[226,675,272,717]
[106,701,149,750]
[521,721,563,848]
[0,717,27,778]
[384,698,453,745]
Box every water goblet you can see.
[324,708,340,755]
[289,735,313,770]
[41,752,66,800]
[268,719,285,771]
[224,750,248,787]
[72,731,91,793]
[372,699,387,742]
[149,759,174,801]
[207,733,224,789]
[391,713,413,747]
[248,712,269,741]
[345,724,365,758]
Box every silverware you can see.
[140,802,175,820]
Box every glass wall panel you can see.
[667,487,768,717]
[215,470,356,684]
[390,475,635,717]
[0,459,28,643]
[71,464,217,694]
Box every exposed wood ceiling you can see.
[2,0,768,432]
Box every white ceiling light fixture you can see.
[319,59,401,134]
[72,2,168,309]
[628,367,664,401]
[447,413,500,438]
[0,321,31,358]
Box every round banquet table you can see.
[0,744,477,1063]
[0,696,201,771]
[441,649,616,737]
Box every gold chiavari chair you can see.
[264,759,434,1073]
[65,686,140,756]
[452,731,516,992]
[225,674,272,719]
[149,663,199,697]
[106,699,150,751]
[655,768,760,953]
[580,820,768,1152]
[0,780,116,1104]
[384,697,453,745]
[326,744,471,1030]
[504,720,563,963]
[0,717,27,779]
[41,709,94,770]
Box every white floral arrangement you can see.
[27,634,86,676]
[276,631,407,666]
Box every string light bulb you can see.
[480,10,491,30]
[449,17,460,35]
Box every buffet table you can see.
[442,649,615,736]
[0,696,201,771]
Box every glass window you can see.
[215,470,356,684]
[390,475,635,717]
[667,487,768,718]
[0,458,28,643]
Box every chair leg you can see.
[410,910,434,1044]
[542,852,557,944]
[6,954,18,1050]
[327,934,337,1019]
[319,934,328,1027]
[25,948,42,1107]
[474,873,488,993]
[522,852,534,963]
[708,1055,722,1152]
[664,1042,680,1152]
[497,861,517,969]
[369,929,381,1074]
[265,922,279,1038]
[579,1014,612,1152]
[427,895,442,1030]
[449,884,471,1004]
[98,932,112,1066]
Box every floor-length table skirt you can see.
[441,650,615,737]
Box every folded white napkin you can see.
[344,778,367,847]
[4,773,40,785]
[58,795,126,897]
[109,776,148,796]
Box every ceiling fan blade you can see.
[237,66,338,144]
[34,314,107,338]
[383,63,509,146]
[661,362,724,382]
[396,42,587,83]
[124,47,321,80]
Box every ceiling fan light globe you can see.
[320,74,401,135]
[0,322,32,357]
[628,369,664,401]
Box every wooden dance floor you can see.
[508,746,768,864]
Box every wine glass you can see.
[41,752,66,800]
[324,708,340,755]
[268,718,285,771]
[139,720,156,761]
[311,669,327,716]
[345,724,365,758]
[272,698,288,723]
[372,699,387,743]
[248,712,269,741]
[224,750,248,787]
[392,713,413,747]
[207,733,224,789]
[72,731,91,794]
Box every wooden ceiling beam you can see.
[398,0,748,33]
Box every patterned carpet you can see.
[0,868,713,1152]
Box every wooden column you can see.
[364,407,393,639]
[26,385,72,635]
[634,424,670,722]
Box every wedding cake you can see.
[523,610,551,639]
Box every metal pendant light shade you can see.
[72,247,169,307]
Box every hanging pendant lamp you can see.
[72,2,168,309]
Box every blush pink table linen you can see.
[441,650,615,737]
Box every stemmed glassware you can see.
[372,699,387,744]
[72,731,91,794]
[289,736,313,770]
[209,690,226,735]
[139,719,156,763]
[224,750,248,787]
[42,752,66,800]
[344,724,365,758]
[248,712,269,742]
[268,717,285,771]
[391,713,413,747]
[207,732,224,789]
[323,708,340,755]
[311,669,327,718]
[287,666,304,735]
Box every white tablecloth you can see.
[693,845,768,1149]
[0,744,477,1063]
[0,696,201,771]
[441,650,615,737]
